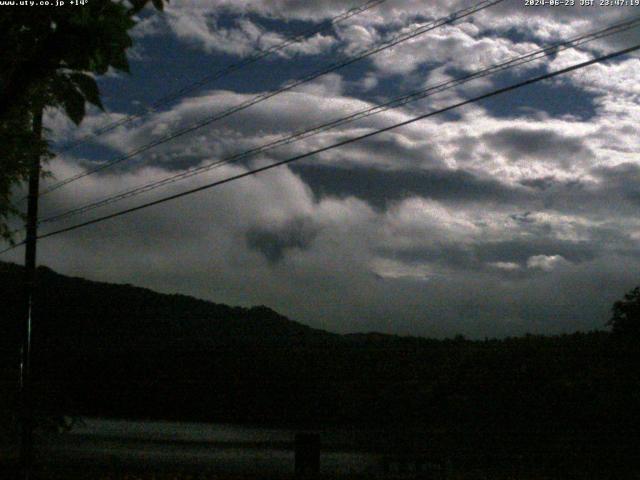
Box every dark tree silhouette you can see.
[0,261,634,477]
[0,0,169,242]
[608,286,640,337]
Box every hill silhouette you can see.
[1,261,638,476]
[0,261,340,351]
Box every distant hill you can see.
[0,261,341,353]
[1,261,637,474]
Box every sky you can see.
[5,0,640,338]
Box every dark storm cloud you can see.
[483,127,594,166]
[25,0,640,340]
[292,164,532,209]
[591,162,640,206]
[518,176,557,191]
[354,134,441,166]
[378,237,597,274]
[529,163,640,219]
[476,239,596,265]
[245,217,319,264]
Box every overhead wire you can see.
[39,0,505,196]
[37,16,640,226]
[0,42,630,251]
[55,0,390,154]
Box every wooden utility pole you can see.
[20,104,43,480]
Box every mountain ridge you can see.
[0,261,344,351]
[1,259,631,464]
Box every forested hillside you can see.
[1,262,638,475]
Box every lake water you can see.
[33,418,387,476]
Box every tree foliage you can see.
[0,0,168,242]
[1,261,636,477]
[608,286,640,337]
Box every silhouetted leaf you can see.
[111,49,130,73]
[0,0,167,241]
[62,85,86,125]
[70,73,103,110]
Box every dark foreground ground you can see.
[3,459,640,480]
[2,264,639,479]
[2,434,640,480]
[3,470,640,480]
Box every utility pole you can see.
[20,104,43,480]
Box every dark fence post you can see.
[295,432,320,476]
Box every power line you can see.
[55,0,389,154]
[39,0,505,196]
[37,16,640,226]
[11,42,635,247]
[15,0,389,206]
[0,242,20,255]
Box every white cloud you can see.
[488,261,521,271]
[370,257,435,281]
[22,0,640,338]
[162,9,336,57]
[334,23,379,56]
[526,254,568,271]
[370,23,543,76]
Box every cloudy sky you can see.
[5,0,640,338]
